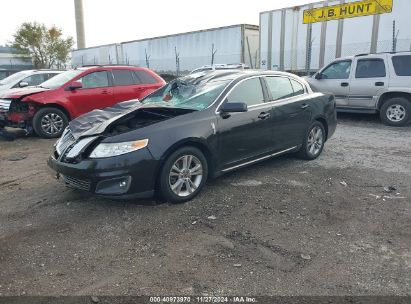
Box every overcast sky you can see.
[1,0,314,49]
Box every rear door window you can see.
[265,77,295,100]
[47,73,60,80]
[112,70,135,86]
[355,59,386,78]
[133,70,157,84]
[290,79,305,96]
[227,77,264,106]
[392,55,411,76]
[20,74,47,86]
[79,71,109,89]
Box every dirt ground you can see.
[0,113,410,296]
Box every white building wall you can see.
[121,26,243,73]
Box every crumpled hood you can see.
[69,100,144,139]
[0,87,49,99]
[69,100,142,139]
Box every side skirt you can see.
[221,146,299,173]
[336,107,377,114]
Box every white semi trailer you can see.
[259,0,411,74]
[71,24,259,75]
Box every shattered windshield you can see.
[141,77,231,110]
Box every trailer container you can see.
[71,43,123,66]
[71,24,259,75]
[259,0,411,74]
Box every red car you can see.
[0,65,165,138]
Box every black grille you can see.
[62,175,91,191]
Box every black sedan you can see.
[48,70,337,203]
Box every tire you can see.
[158,146,208,204]
[379,97,411,127]
[32,107,68,138]
[297,121,326,160]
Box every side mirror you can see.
[66,81,82,91]
[314,73,322,80]
[220,102,248,113]
[19,81,29,88]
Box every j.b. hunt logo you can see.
[303,0,393,24]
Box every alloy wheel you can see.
[41,113,64,135]
[169,154,203,197]
[307,126,324,156]
[386,104,406,122]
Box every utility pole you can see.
[74,0,86,49]
[392,20,399,53]
[211,44,217,65]
[175,47,180,77]
[145,48,150,69]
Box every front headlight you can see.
[89,139,149,158]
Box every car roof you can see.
[14,69,63,74]
[185,69,301,82]
[335,51,411,62]
[78,65,148,70]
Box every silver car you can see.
[0,69,62,93]
[307,52,411,126]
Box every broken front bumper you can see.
[47,148,158,200]
[0,111,32,129]
[0,99,34,129]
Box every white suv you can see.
[190,63,249,75]
[0,69,62,93]
[307,52,411,127]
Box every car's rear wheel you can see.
[33,107,68,138]
[297,121,325,160]
[159,146,208,203]
[379,97,410,127]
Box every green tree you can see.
[11,22,74,69]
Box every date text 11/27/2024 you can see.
[149,296,257,303]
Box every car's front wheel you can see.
[297,121,326,160]
[159,146,208,203]
[33,107,68,138]
[380,97,410,127]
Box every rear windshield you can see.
[40,69,84,89]
[392,55,411,76]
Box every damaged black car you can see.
[48,70,337,203]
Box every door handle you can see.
[101,90,109,94]
[301,104,309,110]
[258,112,271,119]
[375,82,384,86]
[341,82,349,87]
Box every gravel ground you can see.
[0,113,410,296]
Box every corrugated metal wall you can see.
[260,0,411,73]
[71,44,119,66]
[121,26,243,74]
[71,25,260,74]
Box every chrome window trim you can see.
[214,74,309,114]
[264,75,308,102]
[214,75,266,114]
